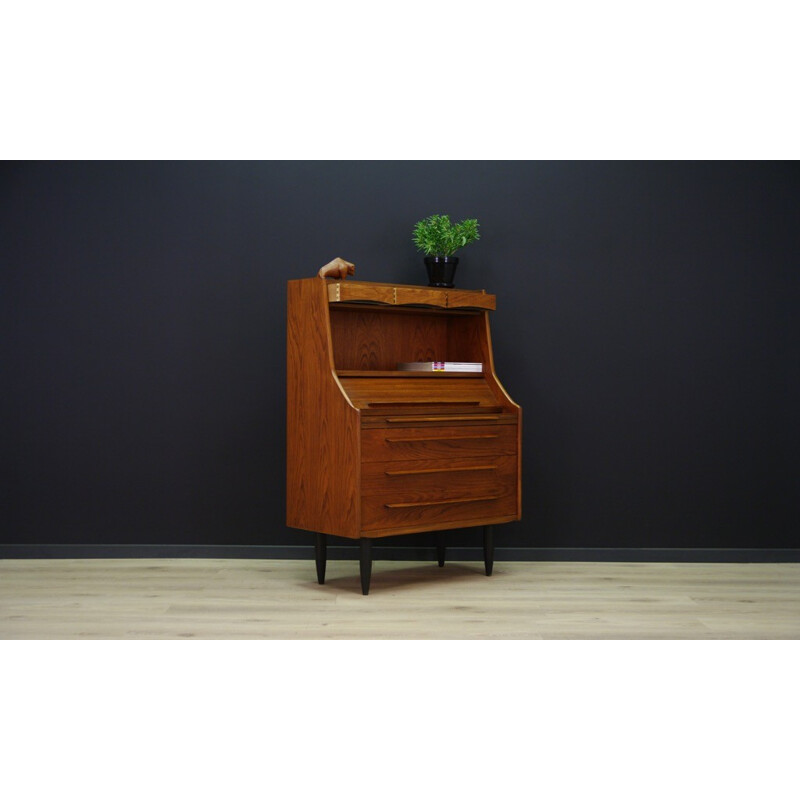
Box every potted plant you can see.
[412,214,480,288]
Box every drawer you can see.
[327,280,495,310]
[361,424,517,462]
[361,455,516,498]
[362,489,517,532]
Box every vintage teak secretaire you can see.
[286,277,521,594]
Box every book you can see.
[397,361,483,372]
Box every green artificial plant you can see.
[412,214,480,258]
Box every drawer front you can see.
[361,424,517,463]
[328,281,494,309]
[362,489,517,532]
[362,455,516,498]
[392,286,448,307]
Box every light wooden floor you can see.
[1,558,798,639]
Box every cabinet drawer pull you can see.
[385,415,501,423]
[385,495,501,509]
[385,433,499,444]
[385,465,496,476]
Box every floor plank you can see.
[1,558,798,639]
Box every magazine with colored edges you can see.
[397,362,483,372]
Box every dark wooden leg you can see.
[315,533,327,585]
[360,538,372,595]
[436,532,446,567]
[483,525,494,576]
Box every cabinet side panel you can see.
[446,313,491,365]
[287,279,360,537]
[478,311,522,520]
[480,312,521,412]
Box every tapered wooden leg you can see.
[436,532,446,567]
[483,526,494,576]
[360,538,372,595]
[315,533,327,585]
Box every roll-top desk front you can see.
[286,278,521,594]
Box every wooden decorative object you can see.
[286,277,521,594]
[317,257,355,280]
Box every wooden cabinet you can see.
[286,278,521,593]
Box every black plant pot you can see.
[425,256,459,288]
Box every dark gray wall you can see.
[2,161,798,551]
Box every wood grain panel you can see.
[362,424,518,462]
[361,455,516,497]
[330,307,449,370]
[361,410,513,427]
[446,289,496,310]
[446,313,489,365]
[362,491,517,531]
[328,281,396,304]
[287,278,361,537]
[475,310,523,518]
[326,280,495,310]
[361,514,520,538]
[339,376,499,410]
[394,286,448,306]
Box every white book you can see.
[397,361,483,372]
